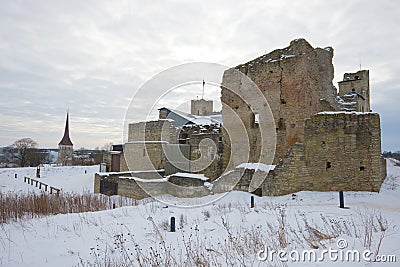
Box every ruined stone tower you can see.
[338,70,370,112]
[57,112,73,166]
[219,39,386,195]
[221,38,339,166]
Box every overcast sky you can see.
[0,0,399,150]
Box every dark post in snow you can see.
[112,203,116,209]
[251,196,255,208]
[339,190,345,208]
[36,166,40,178]
[170,217,175,232]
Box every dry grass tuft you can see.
[0,191,135,224]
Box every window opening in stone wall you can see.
[352,88,355,92]
[143,148,146,157]
[326,162,331,170]
[360,166,365,171]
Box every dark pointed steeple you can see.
[58,112,73,146]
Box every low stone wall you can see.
[95,171,210,200]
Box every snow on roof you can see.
[237,163,275,172]
[189,115,222,126]
[157,118,175,122]
[164,107,222,126]
[169,172,210,181]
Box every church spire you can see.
[58,112,73,146]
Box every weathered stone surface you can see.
[220,39,386,196]
[338,70,370,112]
[221,38,339,166]
[94,172,210,199]
[263,113,386,195]
[121,119,177,172]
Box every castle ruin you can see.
[96,39,386,198]
[219,38,386,195]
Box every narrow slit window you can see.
[326,162,331,170]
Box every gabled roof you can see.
[58,112,73,146]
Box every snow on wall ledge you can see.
[317,111,378,115]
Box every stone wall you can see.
[128,119,177,143]
[122,119,177,172]
[304,112,385,192]
[261,112,386,196]
[120,142,167,172]
[94,172,210,199]
[179,124,224,179]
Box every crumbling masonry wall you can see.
[179,124,224,179]
[262,113,386,195]
[220,39,386,195]
[221,39,339,169]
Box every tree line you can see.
[1,138,113,167]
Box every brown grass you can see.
[0,191,136,224]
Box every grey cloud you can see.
[0,0,399,150]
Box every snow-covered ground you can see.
[0,165,100,194]
[0,160,399,266]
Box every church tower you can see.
[57,112,73,166]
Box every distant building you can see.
[57,112,73,166]
[191,98,213,116]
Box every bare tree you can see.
[101,142,113,151]
[10,138,38,167]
